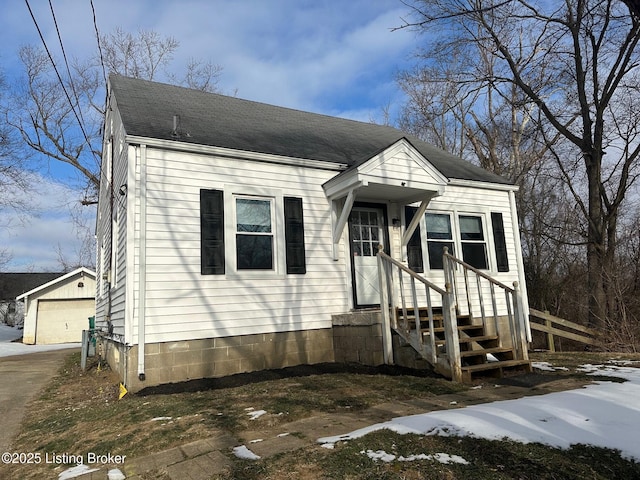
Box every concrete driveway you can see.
[0,348,79,452]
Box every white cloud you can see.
[0,0,416,270]
[0,175,95,272]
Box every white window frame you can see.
[423,211,455,270]
[421,210,493,272]
[457,213,490,271]
[224,185,285,278]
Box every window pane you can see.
[351,224,361,240]
[237,199,271,233]
[459,216,484,241]
[427,241,454,270]
[425,213,452,240]
[362,242,371,256]
[462,243,488,269]
[236,234,273,269]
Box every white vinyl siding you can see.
[128,147,349,345]
[95,103,129,339]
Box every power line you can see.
[24,0,124,210]
[90,0,108,87]
[24,0,97,165]
[48,0,88,136]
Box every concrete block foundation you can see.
[101,328,335,393]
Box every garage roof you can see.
[15,267,96,300]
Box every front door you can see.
[348,205,388,307]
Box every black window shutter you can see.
[491,212,509,272]
[200,189,225,275]
[284,197,306,274]
[405,206,424,273]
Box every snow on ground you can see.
[0,323,81,357]
[318,363,640,462]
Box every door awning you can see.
[323,138,448,259]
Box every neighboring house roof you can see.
[0,273,62,302]
[109,74,512,185]
[15,267,96,300]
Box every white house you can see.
[17,267,96,345]
[96,75,530,391]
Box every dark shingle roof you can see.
[109,75,512,185]
[0,273,63,301]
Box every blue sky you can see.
[0,0,419,272]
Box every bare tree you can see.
[2,28,223,204]
[399,0,640,331]
[0,70,30,272]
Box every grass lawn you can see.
[1,351,639,479]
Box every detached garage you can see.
[17,267,96,345]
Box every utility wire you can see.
[48,0,88,135]
[25,0,126,211]
[24,0,97,165]
[90,0,108,87]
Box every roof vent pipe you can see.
[172,115,180,137]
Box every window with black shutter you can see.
[404,206,424,273]
[284,197,306,274]
[200,189,225,275]
[491,212,509,272]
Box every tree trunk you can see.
[586,154,607,330]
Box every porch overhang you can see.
[322,138,449,260]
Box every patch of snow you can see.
[430,453,469,465]
[233,445,261,460]
[608,359,640,366]
[107,469,126,480]
[363,449,396,462]
[318,365,640,461]
[321,443,335,449]
[277,432,290,437]
[249,438,263,443]
[58,464,100,479]
[533,361,569,372]
[532,361,556,371]
[362,450,470,465]
[247,409,267,420]
[150,416,172,421]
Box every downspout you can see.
[508,189,531,341]
[137,144,147,381]
[106,135,114,334]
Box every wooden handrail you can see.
[378,249,447,296]
[444,250,514,292]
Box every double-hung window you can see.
[459,215,488,270]
[419,212,490,271]
[235,197,274,270]
[425,213,454,270]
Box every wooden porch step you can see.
[457,334,498,343]
[460,346,514,358]
[420,324,484,335]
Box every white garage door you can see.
[36,299,95,344]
